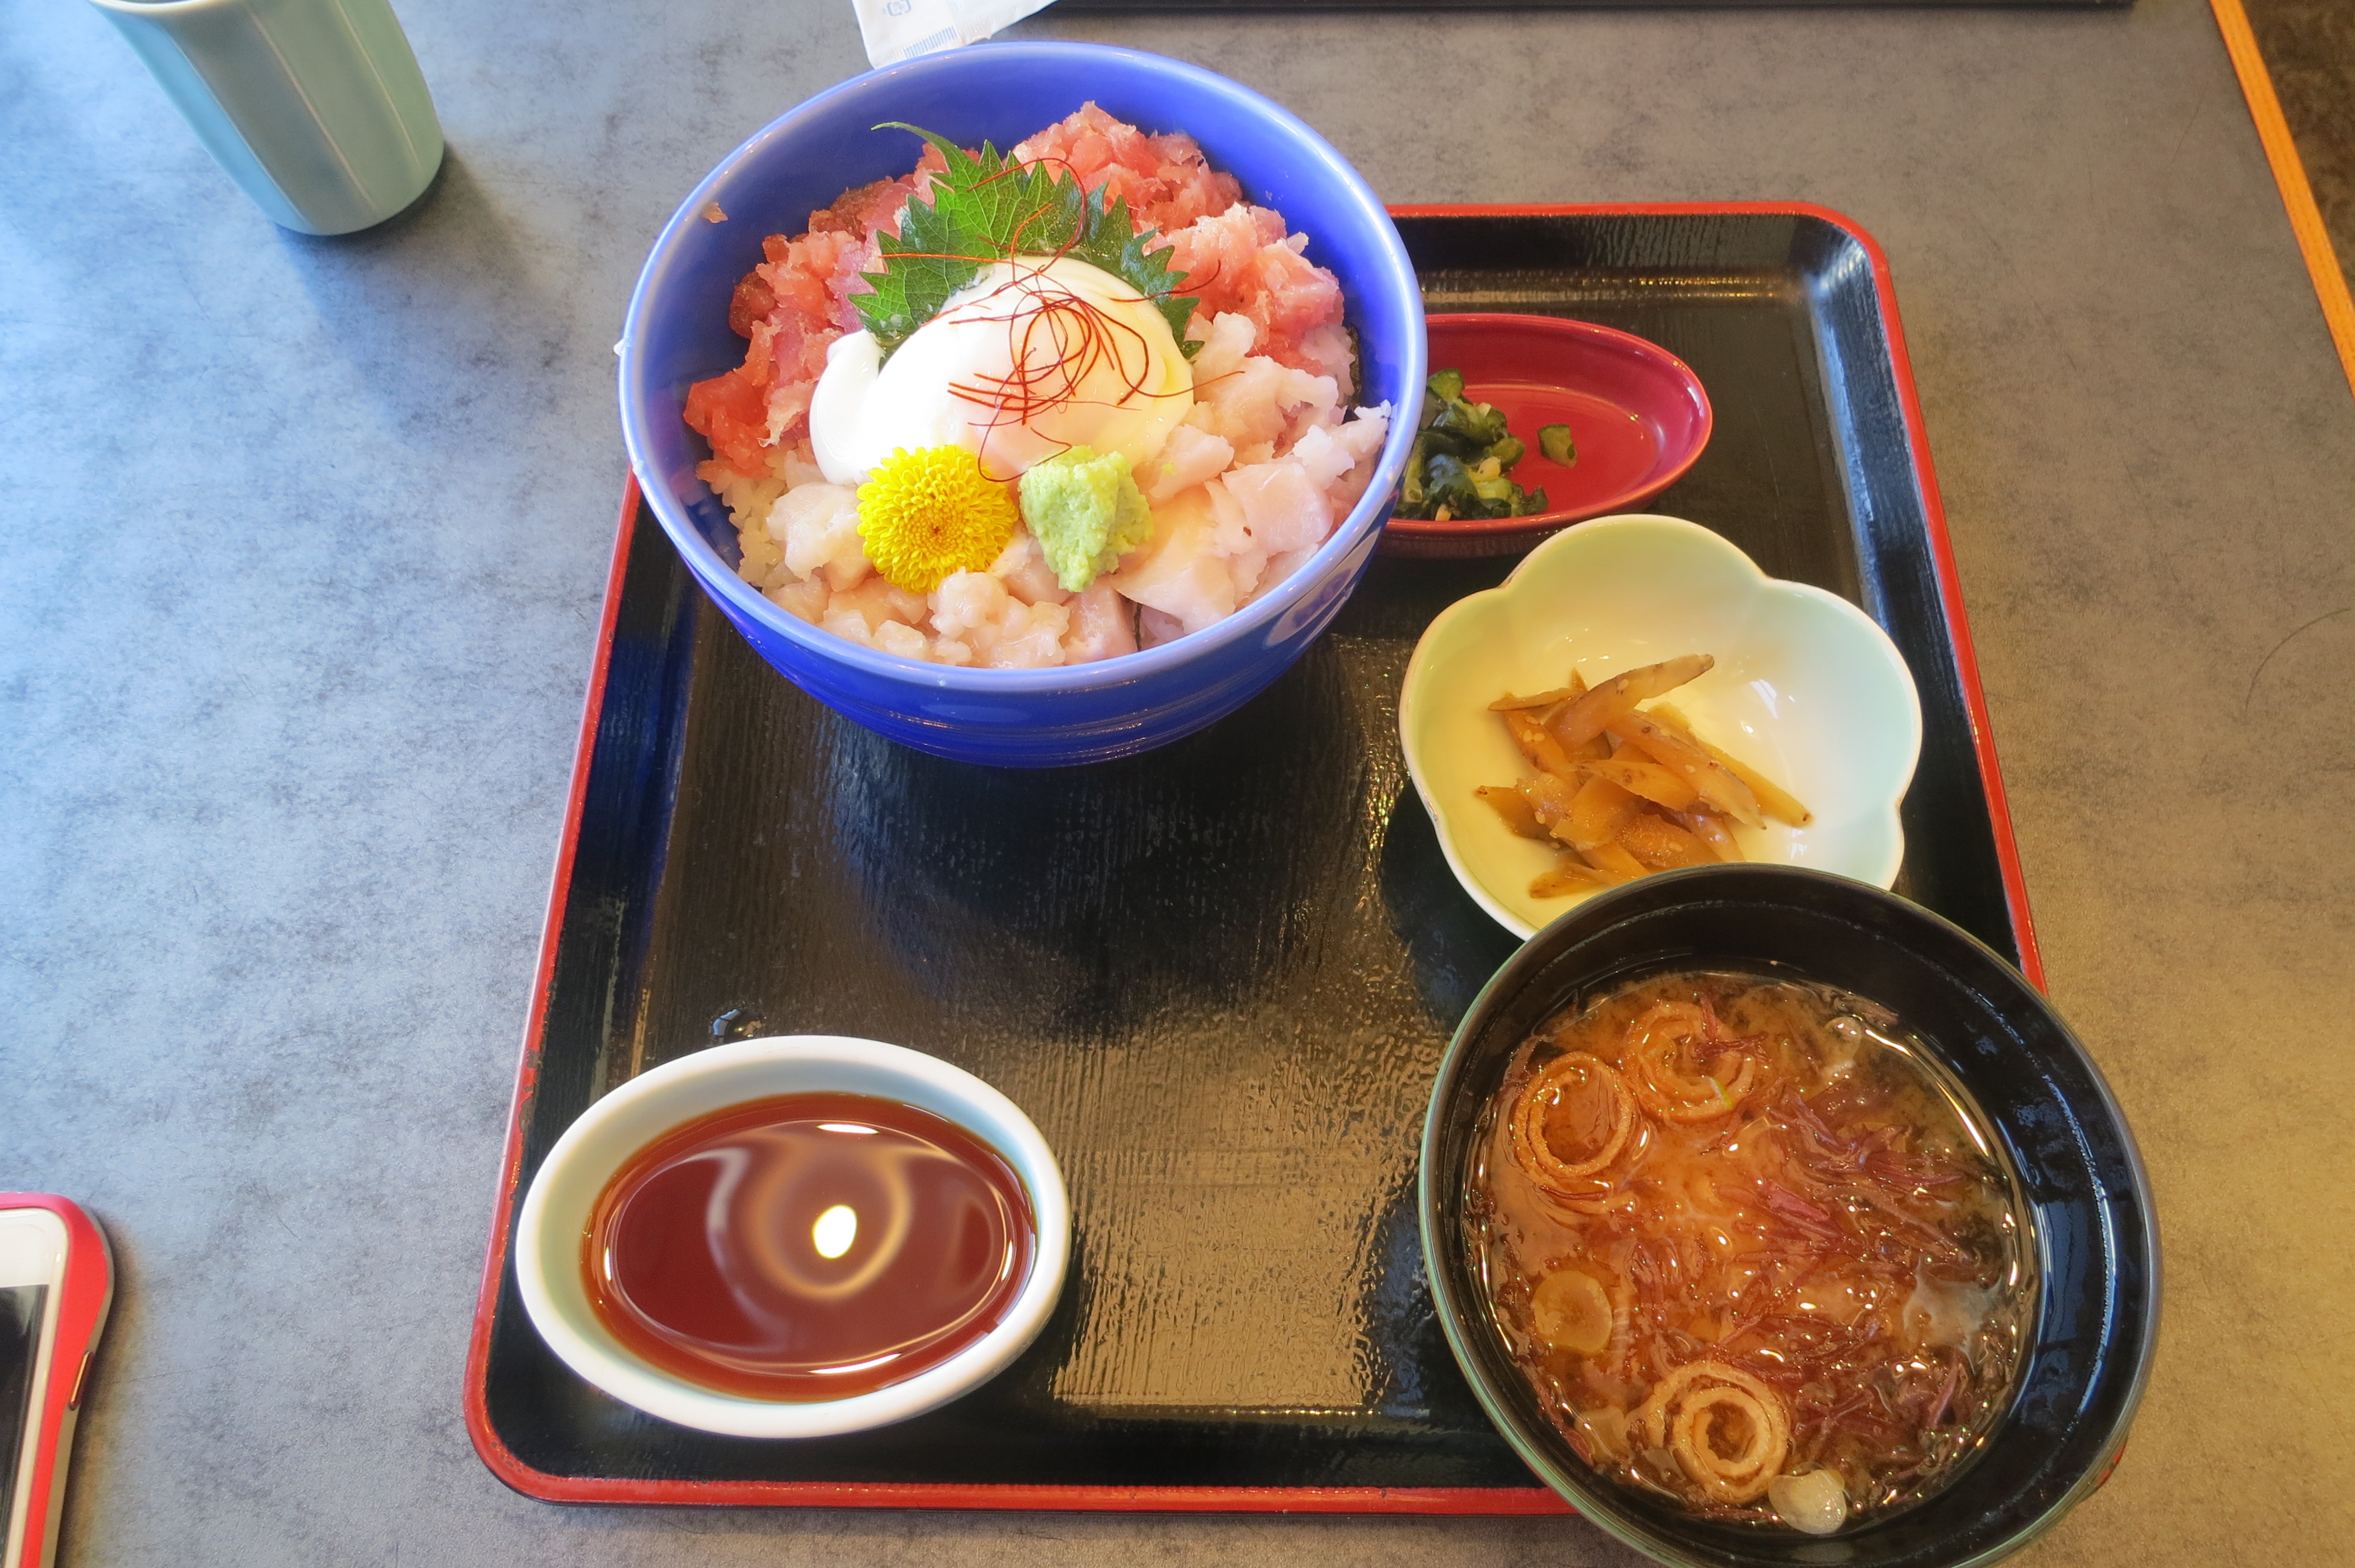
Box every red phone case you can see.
[2,1196,111,1568]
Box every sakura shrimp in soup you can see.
[1462,971,2033,1533]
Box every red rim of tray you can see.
[463,201,2043,1513]
[1380,313,1714,558]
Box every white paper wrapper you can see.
[852,0,1052,67]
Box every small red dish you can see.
[1380,313,1713,559]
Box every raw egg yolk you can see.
[810,255,1194,486]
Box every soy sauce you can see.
[583,1092,1034,1400]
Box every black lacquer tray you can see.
[465,205,2037,1510]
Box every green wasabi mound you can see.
[1017,446,1154,592]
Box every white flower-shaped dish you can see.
[1399,515,1922,938]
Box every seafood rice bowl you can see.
[619,42,1424,767]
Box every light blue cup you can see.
[618,42,1426,768]
[91,0,443,235]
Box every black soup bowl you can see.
[1419,865,2157,1568]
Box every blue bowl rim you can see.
[1417,862,2161,1568]
[616,40,1426,696]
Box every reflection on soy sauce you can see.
[585,1092,1034,1400]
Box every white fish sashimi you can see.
[929,569,1072,669]
[1142,423,1236,504]
[987,530,1071,607]
[1183,311,1341,459]
[767,481,867,589]
[1099,487,1239,634]
[1219,459,1334,557]
[1061,584,1139,663]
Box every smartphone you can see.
[0,1198,111,1568]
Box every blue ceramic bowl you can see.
[618,44,1425,768]
[1421,866,2158,1568]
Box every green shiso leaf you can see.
[854,122,1200,361]
[1076,192,1199,357]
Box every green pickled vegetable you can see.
[1538,423,1577,466]
[1392,369,1568,523]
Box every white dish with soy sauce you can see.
[513,1036,1070,1439]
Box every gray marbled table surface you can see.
[4,0,2350,1563]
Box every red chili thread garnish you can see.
[1169,255,1224,299]
[883,152,1198,483]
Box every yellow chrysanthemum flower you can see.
[855,446,1019,593]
